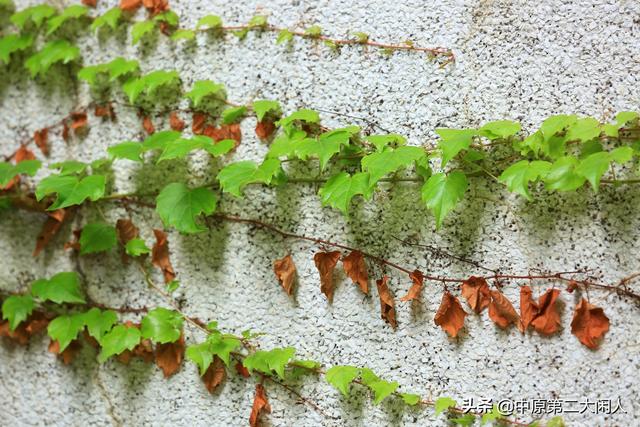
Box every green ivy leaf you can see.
[434,396,457,415]
[10,4,55,30]
[366,134,406,152]
[91,7,122,32]
[421,171,468,228]
[156,183,218,233]
[575,151,610,190]
[498,160,551,200]
[304,25,322,37]
[98,324,141,363]
[131,20,155,45]
[35,174,106,210]
[400,393,421,406]
[171,29,195,41]
[141,130,182,151]
[108,141,144,162]
[83,308,118,343]
[480,405,503,425]
[318,172,372,214]
[436,129,477,166]
[186,342,214,376]
[326,365,360,396]
[1,295,34,330]
[49,160,87,176]
[79,222,117,255]
[547,416,566,427]
[207,333,241,366]
[125,238,150,256]
[450,414,476,426]
[248,15,267,28]
[46,5,88,36]
[47,313,86,352]
[616,111,638,126]
[610,146,633,163]
[185,80,225,107]
[479,120,521,140]
[544,156,586,192]
[243,347,296,379]
[140,307,183,344]
[107,57,139,81]
[277,109,320,134]
[361,145,425,185]
[276,29,293,45]
[566,117,601,142]
[157,136,234,162]
[144,70,180,95]
[0,34,34,65]
[25,40,80,78]
[295,127,358,170]
[0,159,41,187]
[540,114,577,141]
[31,272,85,304]
[217,159,282,197]
[222,106,247,124]
[253,100,281,121]
[196,14,222,30]
[153,10,178,26]
[368,379,399,404]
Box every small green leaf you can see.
[368,379,399,404]
[436,128,477,166]
[25,40,80,78]
[575,151,610,190]
[125,238,150,256]
[540,114,577,141]
[400,393,421,406]
[153,11,179,27]
[276,29,293,44]
[0,159,41,187]
[277,109,320,132]
[185,80,225,107]
[108,141,144,162]
[207,333,241,366]
[47,313,86,352]
[243,347,296,379]
[79,222,117,255]
[318,172,372,214]
[1,295,34,330]
[98,324,141,363]
[480,405,503,425]
[46,5,88,36]
[49,160,87,176]
[11,4,55,30]
[296,127,358,170]
[36,174,106,210]
[122,77,145,103]
[498,160,551,200]
[166,280,179,293]
[31,272,85,304]
[304,25,322,38]
[366,134,406,152]
[222,106,247,124]
[616,111,638,126]
[434,396,457,415]
[361,145,425,185]
[326,365,360,396]
[547,416,566,427]
[186,342,214,375]
[566,117,601,142]
[0,34,34,65]
[217,159,282,197]
[141,130,182,151]
[171,29,195,41]
[107,57,139,81]
[610,146,633,163]
[196,14,222,30]
[91,7,122,32]
[140,307,183,344]
[83,308,118,343]
[156,183,218,233]
[253,100,281,121]
[421,171,468,228]
[248,15,267,28]
[544,156,586,192]
[479,120,521,140]
[131,20,155,45]
[450,414,476,426]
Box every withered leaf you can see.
[202,356,226,393]
[14,145,36,162]
[62,123,70,142]
[116,219,139,245]
[235,362,250,378]
[530,288,562,336]
[488,290,519,329]
[400,269,424,302]
[255,120,276,140]
[82,0,97,8]
[155,334,185,377]
[518,285,538,333]
[461,276,491,314]
[169,111,185,131]
[33,208,72,257]
[192,112,207,135]
[342,250,368,294]
[95,104,115,119]
[570,298,609,349]
[34,129,49,156]
[49,339,82,365]
[134,338,154,362]
[152,229,176,283]
[120,0,142,11]
[434,291,467,338]
[142,115,155,135]
[143,0,169,15]
[63,229,82,251]
[25,311,50,335]
[203,123,241,147]
[273,254,297,296]
[70,112,88,132]
[376,276,397,328]
[249,383,271,427]
[313,250,341,302]
[0,321,29,345]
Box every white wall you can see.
[1,0,639,426]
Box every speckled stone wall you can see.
[1,0,639,426]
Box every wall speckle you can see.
[1,0,639,426]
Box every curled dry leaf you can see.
[203,123,242,147]
[63,229,82,251]
[152,229,176,283]
[62,123,70,142]
[249,383,271,427]
[192,112,207,135]
[24,311,49,335]
[400,269,424,302]
[48,339,82,365]
[82,0,97,8]
[142,115,155,135]
[120,0,142,11]
[95,104,115,119]
[143,0,169,15]
[313,250,341,302]
[461,276,491,314]
[488,290,519,329]
[155,334,185,377]
[518,285,538,333]
[169,111,185,131]
[2,146,36,190]
[570,298,609,349]
[1,312,49,345]
[434,291,467,338]
[566,280,579,293]
[33,209,72,257]
[376,276,397,328]
[235,362,250,378]
[70,112,88,132]
[203,355,226,393]
[116,219,139,245]
[34,129,49,156]
[255,120,276,140]
[530,288,561,336]
[342,250,368,294]
[273,254,297,296]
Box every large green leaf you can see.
[47,313,86,352]
[98,324,141,363]
[498,160,551,200]
[318,172,372,214]
[217,159,282,197]
[79,222,117,255]
[31,272,85,304]
[436,129,477,166]
[1,295,34,330]
[140,307,183,344]
[326,365,360,396]
[35,174,106,210]
[156,183,217,233]
[361,145,425,185]
[421,172,468,228]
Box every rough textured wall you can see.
[1,0,639,426]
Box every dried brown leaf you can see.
[434,291,467,338]
[95,104,115,119]
[518,285,538,333]
[155,334,185,377]
[48,339,82,364]
[313,251,341,302]
[461,276,491,314]
[342,250,368,294]
[82,0,97,8]
[273,254,296,296]
[570,298,609,349]
[33,209,72,257]
[192,112,207,135]
[152,229,175,283]
[530,288,562,336]
[400,269,424,302]
[235,362,250,378]
[142,115,155,135]
[488,290,519,329]
[70,112,88,131]
[202,356,226,393]
[34,129,48,156]
[255,120,276,140]
[203,123,241,147]
[169,111,185,131]
[376,276,397,328]
[120,0,142,11]
[116,219,139,245]
[249,383,271,427]
[0,321,29,345]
